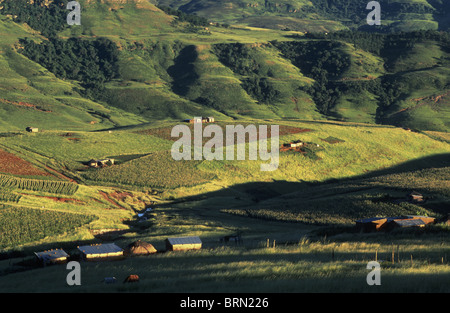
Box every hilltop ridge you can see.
[0,0,448,132]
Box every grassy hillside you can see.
[0,1,448,131]
[156,0,450,32]
[1,118,448,199]
[0,130,450,293]
[0,117,448,293]
[0,0,448,294]
[0,15,146,132]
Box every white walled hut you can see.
[26,127,38,133]
[165,236,202,252]
[34,249,69,265]
[77,243,124,261]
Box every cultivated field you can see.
[0,0,448,293]
[0,118,448,293]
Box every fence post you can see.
[392,245,395,265]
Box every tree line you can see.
[19,37,121,99]
[272,40,351,114]
[0,0,69,38]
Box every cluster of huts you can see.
[356,215,436,232]
[34,236,202,266]
[283,140,304,149]
[184,117,215,124]
[87,158,115,168]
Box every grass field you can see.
[0,205,96,249]
[0,206,448,293]
[0,132,448,293]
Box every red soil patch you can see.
[137,123,312,144]
[21,193,85,204]
[0,98,51,112]
[99,191,128,210]
[0,149,52,177]
[109,191,133,202]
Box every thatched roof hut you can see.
[124,240,157,256]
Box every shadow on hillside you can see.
[428,0,450,31]
[1,153,448,272]
[167,45,199,97]
[162,152,450,209]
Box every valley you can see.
[0,0,448,294]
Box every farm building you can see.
[26,127,38,133]
[355,217,388,232]
[34,249,69,265]
[283,140,304,148]
[165,236,202,251]
[88,158,115,168]
[186,117,215,124]
[98,159,115,166]
[185,117,202,124]
[88,159,98,167]
[356,215,435,232]
[77,243,124,261]
[403,215,435,225]
[387,218,426,230]
[407,192,424,203]
[124,240,157,256]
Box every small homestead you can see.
[280,140,305,152]
[407,191,424,203]
[34,249,69,266]
[165,236,202,252]
[355,217,388,232]
[77,243,124,261]
[88,158,115,168]
[280,140,323,160]
[124,240,157,256]
[356,215,435,232]
[185,117,215,124]
[387,219,426,230]
[26,127,38,133]
[283,140,304,149]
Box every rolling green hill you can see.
[155,0,450,32]
[0,0,448,131]
[0,0,448,293]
